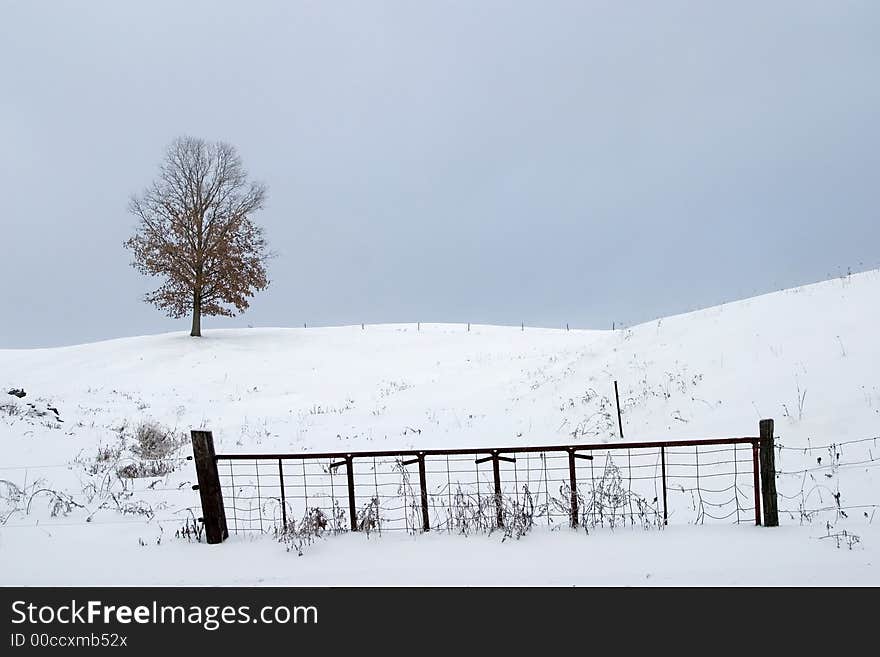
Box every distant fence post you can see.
[758,419,779,527]
[191,430,229,544]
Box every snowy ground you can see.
[1,524,876,586]
[1,270,878,585]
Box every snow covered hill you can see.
[1,270,878,585]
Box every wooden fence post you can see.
[759,419,779,527]
[191,430,229,544]
[346,455,358,531]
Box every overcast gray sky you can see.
[2,1,878,348]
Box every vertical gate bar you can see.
[627,448,633,525]
[526,452,531,492]
[255,459,263,532]
[328,459,337,527]
[589,454,596,527]
[418,454,430,532]
[446,454,452,530]
[733,443,741,524]
[568,450,578,528]
[302,460,308,517]
[475,457,481,529]
[372,457,381,536]
[694,446,702,525]
[229,460,237,534]
[752,441,761,526]
[402,459,409,533]
[544,453,551,527]
[660,446,668,525]
[278,458,287,528]
[512,455,520,507]
[346,455,358,531]
[492,452,503,529]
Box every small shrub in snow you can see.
[782,381,808,423]
[110,499,154,519]
[176,512,205,543]
[821,522,861,550]
[0,401,21,417]
[275,503,348,555]
[76,422,184,481]
[0,479,26,524]
[356,497,381,535]
[116,461,178,479]
[502,485,537,541]
[438,486,496,536]
[132,421,183,460]
[33,489,83,518]
[576,458,663,532]
[95,443,125,467]
[1,478,83,522]
[0,397,62,425]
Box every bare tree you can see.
[125,137,270,337]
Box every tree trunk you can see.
[190,293,202,337]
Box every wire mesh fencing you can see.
[773,436,879,524]
[0,455,202,530]
[212,437,764,538]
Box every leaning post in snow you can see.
[613,380,624,439]
[758,419,779,527]
[191,430,229,544]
